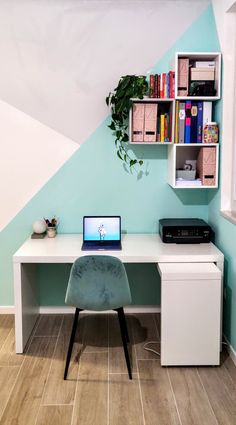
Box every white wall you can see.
[0,0,210,230]
[0,100,78,231]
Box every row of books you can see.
[149,71,175,99]
[175,100,212,143]
[132,102,172,143]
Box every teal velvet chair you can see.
[64,255,132,379]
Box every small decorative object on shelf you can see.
[31,220,47,239]
[203,122,218,143]
[44,216,58,238]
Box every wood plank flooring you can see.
[0,313,236,425]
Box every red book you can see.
[172,72,175,98]
[169,71,175,98]
[163,73,166,98]
[157,74,160,98]
[149,75,155,98]
[154,75,158,98]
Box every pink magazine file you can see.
[144,103,158,142]
[132,103,145,142]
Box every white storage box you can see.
[191,67,215,81]
[176,170,196,180]
[157,262,221,366]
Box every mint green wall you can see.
[0,5,221,308]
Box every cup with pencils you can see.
[44,216,58,238]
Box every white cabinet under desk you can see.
[13,234,224,361]
[158,262,221,366]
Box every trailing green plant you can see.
[106,75,148,168]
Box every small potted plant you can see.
[44,216,58,238]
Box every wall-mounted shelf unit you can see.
[167,51,221,189]
[127,51,221,189]
[129,97,175,144]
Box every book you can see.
[157,74,160,98]
[190,102,198,143]
[202,102,212,142]
[169,71,175,98]
[185,101,191,143]
[144,103,158,142]
[178,58,189,96]
[154,74,158,98]
[163,73,166,98]
[164,113,170,142]
[160,74,164,98]
[197,102,203,143]
[178,102,185,143]
[160,114,165,142]
[149,75,155,98]
[175,100,179,143]
[132,103,145,142]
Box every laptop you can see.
[82,216,122,251]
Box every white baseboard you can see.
[0,306,15,314]
[0,305,160,315]
[39,305,161,314]
[224,334,236,366]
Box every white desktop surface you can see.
[13,233,224,354]
[13,233,224,264]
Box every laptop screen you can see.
[83,216,121,242]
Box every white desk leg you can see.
[14,263,39,353]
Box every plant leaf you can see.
[117,150,123,160]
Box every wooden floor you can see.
[0,313,236,425]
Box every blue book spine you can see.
[190,102,198,143]
[197,102,203,143]
[167,72,170,98]
[185,101,191,143]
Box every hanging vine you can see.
[106,75,148,168]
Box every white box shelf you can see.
[168,143,219,189]
[129,97,175,144]
[175,52,221,100]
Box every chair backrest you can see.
[65,255,132,311]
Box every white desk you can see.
[13,234,224,353]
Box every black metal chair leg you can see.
[116,307,132,379]
[64,308,81,380]
[119,307,130,343]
